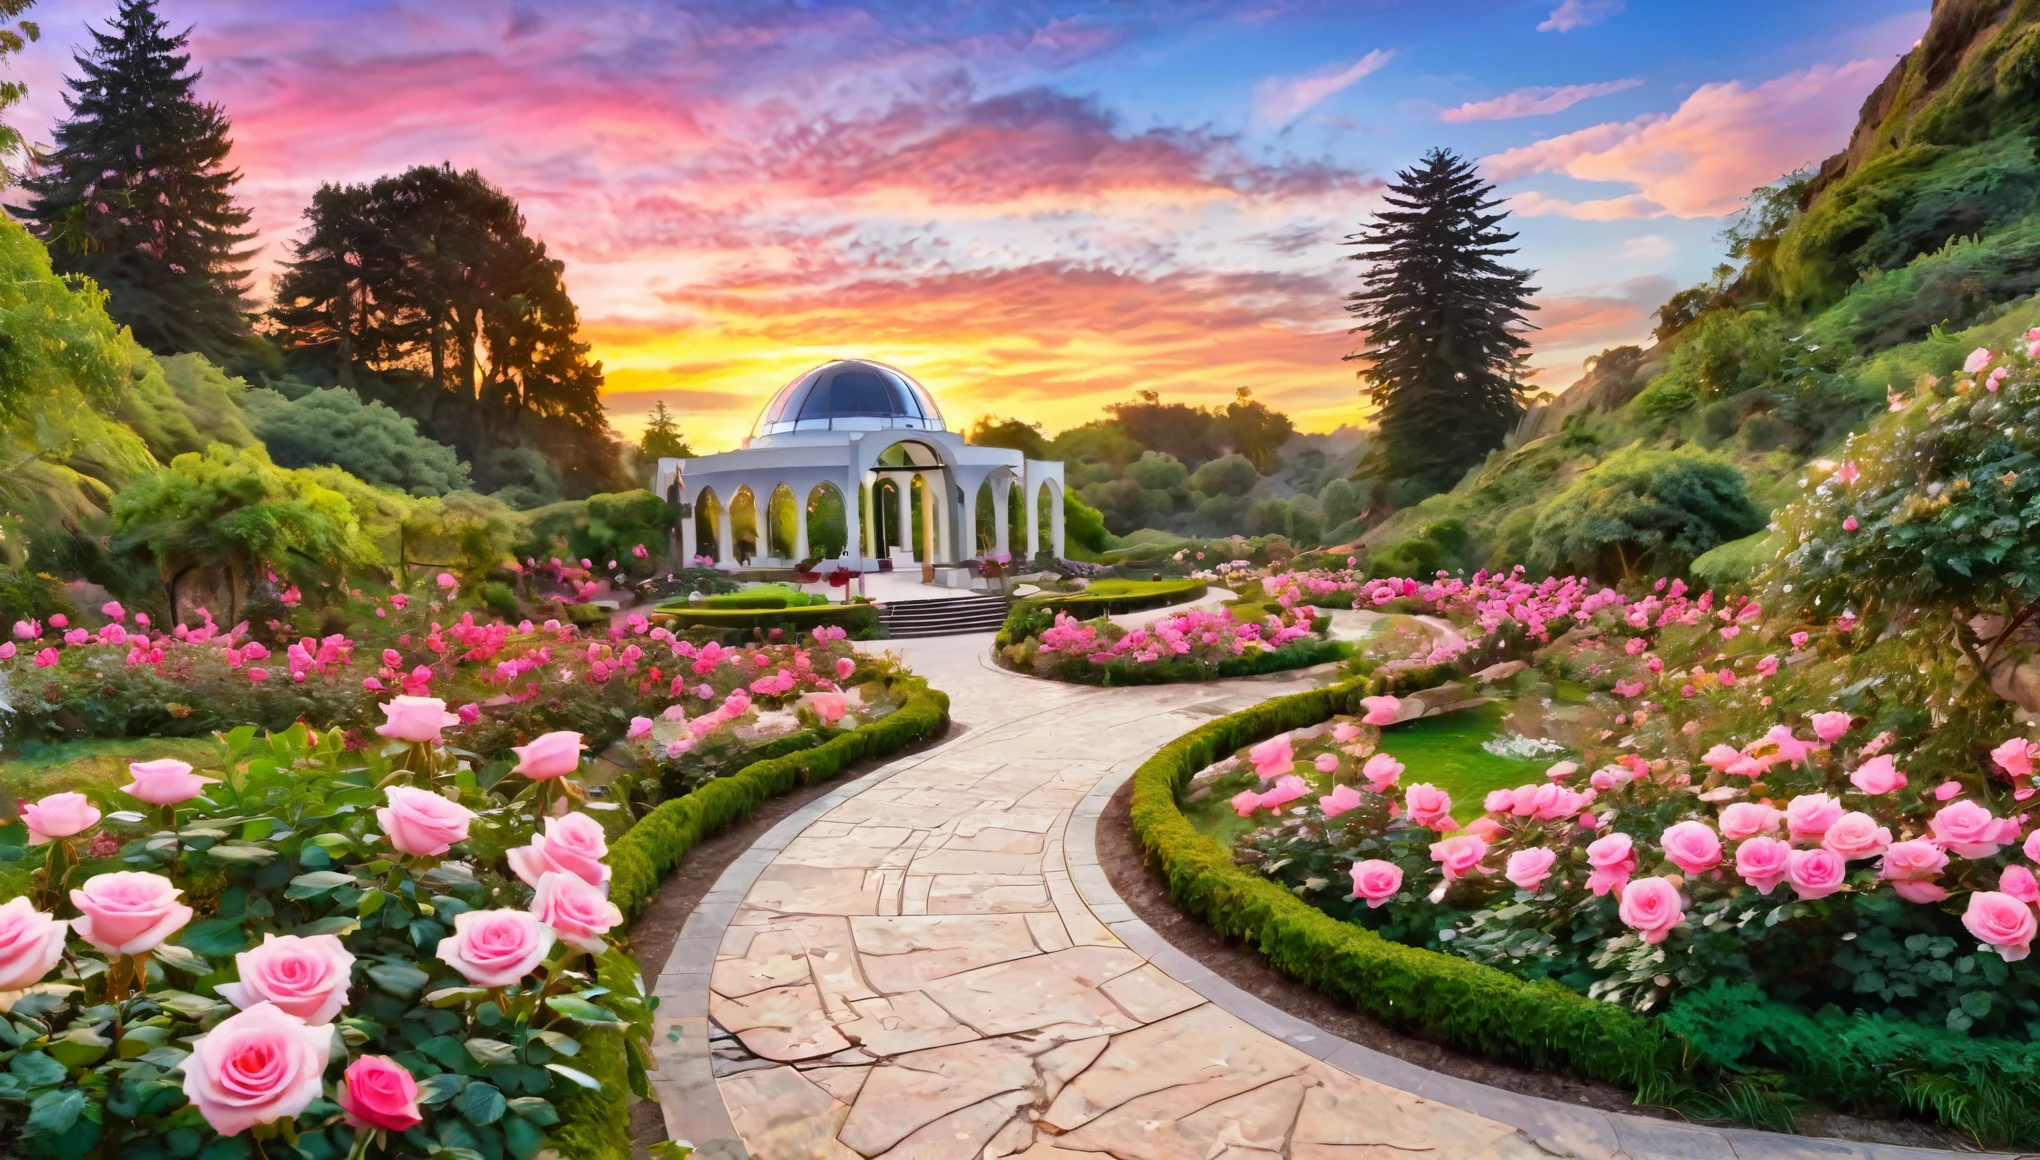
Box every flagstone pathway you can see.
[647,634,1995,1160]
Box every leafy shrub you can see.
[0,719,652,1159]
[245,385,471,497]
[1528,445,1763,581]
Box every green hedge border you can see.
[551,674,952,1159]
[651,601,881,640]
[1126,672,1687,1103]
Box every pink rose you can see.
[1879,839,1950,903]
[177,1002,332,1136]
[1701,744,1741,773]
[1319,784,1363,818]
[338,1055,424,1132]
[1784,847,1846,900]
[1849,754,1906,796]
[1349,859,1403,908]
[1359,695,1400,725]
[1331,723,1360,743]
[530,871,624,953]
[217,934,355,1024]
[0,898,67,991]
[2027,830,2040,864]
[435,909,556,987]
[1993,737,2039,779]
[508,811,612,890]
[1506,847,1558,892]
[1313,752,1338,774]
[1361,753,1403,793]
[1589,766,1627,792]
[1484,789,1515,814]
[1247,735,1294,780]
[1930,800,2014,858]
[836,657,857,680]
[374,695,459,743]
[1617,876,1684,944]
[627,716,654,740]
[121,758,220,806]
[1545,761,1578,782]
[513,730,584,780]
[1258,775,1310,809]
[1790,630,1809,650]
[1659,821,1722,874]
[70,871,193,956]
[1821,811,1892,861]
[1428,834,1488,881]
[22,791,101,845]
[2003,865,2040,905]
[1403,783,1454,831]
[1585,832,1636,896]
[376,786,475,857]
[1735,836,1792,894]
[1765,725,1816,767]
[1718,802,1781,841]
[1784,793,1842,843]
[1809,711,1851,743]
[1963,891,2037,962]
[1502,782,1538,817]
[1230,789,1263,817]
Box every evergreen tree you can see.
[1344,148,1536,496]
[638,400,693,459]
[16,0,254,358]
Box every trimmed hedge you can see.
[1127,674,1687,1103]
[1028,638,1349,686]
[552,674,951,1159]
[652,601,880,641]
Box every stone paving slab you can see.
[645,633,2016,1159]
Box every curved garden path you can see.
[646,633,2002,1160]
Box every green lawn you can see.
[0,735,221,800]
[1081,577,1199,600]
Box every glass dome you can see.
[750,359,945,443]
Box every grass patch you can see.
[0,735,220,799]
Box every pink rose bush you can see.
[1007,600,1327,682]
[0,700,656,1156]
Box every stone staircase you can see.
[877,594,1013,637]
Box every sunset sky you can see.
[15,0,1930,451]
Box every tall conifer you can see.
[17,0,253,357]
[1344,148,1537,496]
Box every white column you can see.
[716,502,734,568]
[1024,480,1040,559]
[894,474,914,559]
[994,479,1010,557]
[1051,484,1065,559]
[678,511,695,567]
[935,473,953,563]
[844,473,863,569]
[794,487,811,561]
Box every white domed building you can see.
[651,359,1066,585]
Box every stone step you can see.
[877,595,1013,637]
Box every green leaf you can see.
[204,844,277,863]
[1960,990,1994,1018]
[151,990,223,1018]
[285,870,355,899]
[9,1050,65,1089]
[293,915,360,938]
[545,1063,601,1090]
[25,1088,85,1135]
[465,1039,516,1066]
[47,1026,112,1069]
[530,1030,579,1057]
[367,961,431,999]
[425,986,486,1008]
[454,1080,506,1126]
[504,1097,558,1126]
[544,996,625,1026]
[503,1113,546,1160]
[358,888,387,917]
[178,918,250,958]
[306,832,353,856]
[138,1047,190,1070]
[152,943,211,976]
[418,1072,467,1105]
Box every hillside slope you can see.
[1361,0,2040,586]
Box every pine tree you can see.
[639,400,694,459]
[16,0,254,358]
[1344,148,1537,496]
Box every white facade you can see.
[652,360,1065,578]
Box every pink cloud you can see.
[1440,79,1641,123]
[1253,50,1394,126]
[1538,0,1623,33]
[1507,190,1664,221]
[1483,59,1888,218]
